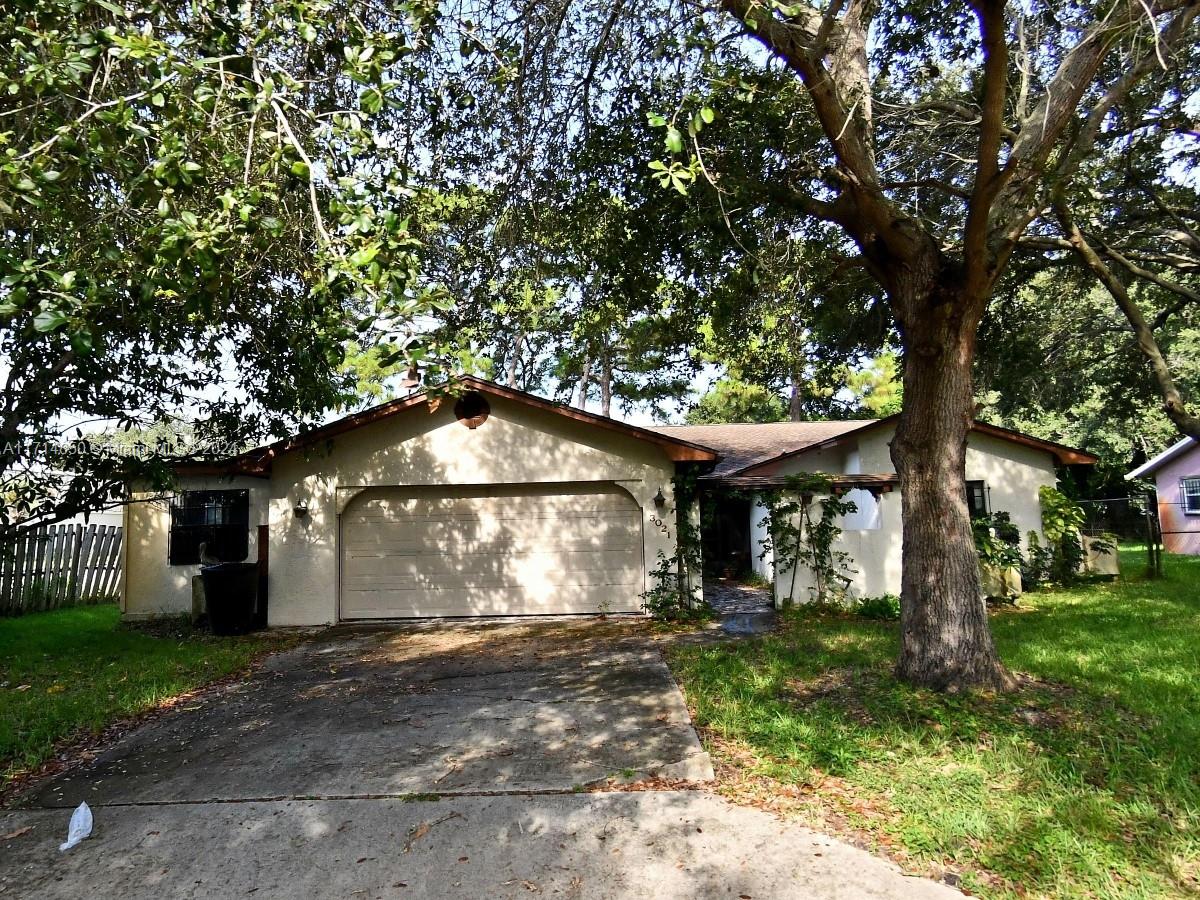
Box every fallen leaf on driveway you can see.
[1,826,33,840]
[402,812,463,853]
[403,822,430,851]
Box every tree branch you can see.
[1054,197,1200,440]
[718,0,915,257]
[962,0,1009,293]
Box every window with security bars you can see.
[1182,477,1200,515]
[168,490,250,565]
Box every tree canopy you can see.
[4,0,1198,689]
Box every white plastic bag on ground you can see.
[58,802,92,851]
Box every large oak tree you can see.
[692,0,1199,688]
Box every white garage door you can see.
[340,484,645,619]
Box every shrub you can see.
[641,551,709,622]
[852,594,901,620]
[1039,485,1087,583]
[972,511,1023,570]
[1022,530,1055,589]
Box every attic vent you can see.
[454,392,491,429]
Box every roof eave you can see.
[705,473,900,490]
[1126,436,1196,480]
[733,415,1098,472]
[167,376,719,478]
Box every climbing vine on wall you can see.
[758,473,858,607]
[640,467,708,621]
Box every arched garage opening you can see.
[338,482,645,619]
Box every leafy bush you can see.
[641,552,709,622]
[741,571,772,590]
[852,594,901,620]
[1022,530,1055,589]
[1039,486,1087,584]
[972,511,1023,569]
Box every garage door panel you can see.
[344,509,639,543]
[340,485,645,619]
[345,548,640,581]
[342,584,638,619]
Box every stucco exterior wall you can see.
[119,395,683,627]
[122,476,269,619]
[760,425,1059,602]
[265,396,680,625]
[1154,445,1200,555]
[964,432,1060,548]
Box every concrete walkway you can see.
[0,620,958,899]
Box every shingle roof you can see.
[649,421,877,476]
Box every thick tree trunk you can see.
[788,372,804,421]
[505,332,526,388]
[576,356,591,410]
[600,353,613,417]
[890,275,1012,692]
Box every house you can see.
[123,378,717,625]
[1126,437,1200,555]
[121,377,1095,624]
[652,418,1096,603]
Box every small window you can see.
[1182,477,1200,516]
[966,481,990,520]
[169,490,250,565]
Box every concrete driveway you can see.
[1,619,958,899]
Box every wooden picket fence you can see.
[0,524,123,616]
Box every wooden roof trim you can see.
[705,473,900,490]
[967,420,1098,466]
[452,377,719,462]
[171,376,718,477]
[734,415,1097,473]
[170,461,271,479]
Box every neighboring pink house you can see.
[1127,437,1200,555]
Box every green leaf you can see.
[41,170,64,183]
[300,22,317,43]
[290,160,311,179]
[70,328,94,355]
[33,309,68,333]
[700,107,715,124]
[361,88,383,115]
[92,0,129,16]
[665,127,683,154]
[180,210,199,228]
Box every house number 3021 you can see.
[650,515,670,538]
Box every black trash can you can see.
[200,562,261,635]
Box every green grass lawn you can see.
[0,604,294,787]
[669,549,1200,898]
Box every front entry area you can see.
[339,483,645,619]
